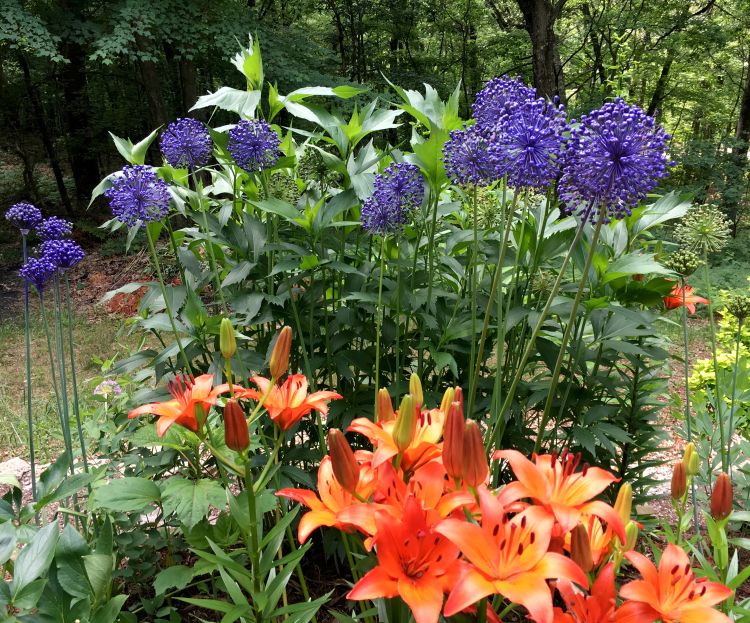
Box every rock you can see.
[0,457,31,482]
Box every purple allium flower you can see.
[36,216,73,241]
[40,239,85,270]
[5,202,42,233]
[160,117,213,169]
[19,257,57,292]
[227,119,281,172]
[443,125,500,187]
[558,98,671,222]
[360,162,424,235]
[489,96,569,190]
[105,165,172,227]
[472,75,537,131]
[94,379,123,397]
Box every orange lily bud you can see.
[377,388,395,422]
[682,442,699,476]
[409,373,423,407]
[671,461,687,501]
[614,483,632,525]
[442,401,465,480]
[624,521,639,551]
[440,387,455,415]
[269,326,292,379]
[570,524,594,573]
[710,473,733,521]
[224,399,249,452]
[328,428,359,494]
[461,420,488,487]
[454,386,464,412]
[393,394,417,454]
[220,317,237,361]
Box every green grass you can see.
[0,304,135,461]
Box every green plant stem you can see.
[468,185,479,411]
[703,247,726,471]
[22,235,36,500]
[535,209,605,454]
[63,274,88,474]
[146,225,193,375]
[39,293,64,430]
[244,459,263,616]
[373,235,387,413]
[727,317,743,476]
[487,216,589,453]
[422,189,440,376]
[680,276,700,534]
[52,276,76,475]
[395,240,402,381]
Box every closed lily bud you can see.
[624,520,639,551]
[671,461,687,501]
[614,483,632,525]
[442,401,465,480]
[682,442,699,476]
[269,326,292,379]
[710,473,733,521]
[393,394,417,454]
[462,420,488,487]
[328,429,360,494]
[409,373,423,408]
[570,524,594,573]
[440,387,455,416]
[220,317,237,361]
[224,399,249,452]
[454,386,464,412]
[377,388,396,422]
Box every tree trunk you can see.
[647,47,675,116]
[516,0,567,104]
[135,34,168,128]
[736,49,750,145]
[179,59,198,114]
[18,53,73,215]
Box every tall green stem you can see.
[244,459,263,617]
[63,274,88,473]
[374,235,387,413]
[703,248,725,471]
[681,276,700,533]
[146,226,193,375]
[22,235,36,500]
[536,210,605,453]
[421,189,440,376]
[727,317,743,476]
[468,185,479,412]
[52,276,75,475]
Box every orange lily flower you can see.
[276,451,376,543]
[617,544,733,623]
[347,495,463,623]
[494,449,626,541]
[348,407,445,472]
[554,562,616,623]
[128,374,233,436]
[241,374,342,431]
[437,487,588,623]
[664,284,709,315]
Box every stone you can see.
[0,457,31,482]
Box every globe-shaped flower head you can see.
[443,125,500,187]
[674,204,731,254]
[489,96,568,190]
[19,257,57,293]
[558,98,671,222]
[105,165,172,227]
[5,202,42,233]
[36,216,73,241]
[227,119,282,172]
[360,162,424,235]
[160,117,213,169]
[40,239,85,271]
[472,75,537,131]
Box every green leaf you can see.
[154,565,194,595]
[108,132,133,163]
[131,129,160,165]
[249,198,302,222]
[161,478,227,528]
[0,475,20,489]
[231,35,264,90]
[90,595,128,623]
[90,477,161,513]
[0,522,16,565]
[35,472,96,511]
[601,253,671,284]
[191,87,262,119]
[10,521,59,598]
[83,553,113,604]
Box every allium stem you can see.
[487,216,589,454]
[22,235,37,500]
[52,276,76,476]
[373,235,387,414]
[727,317,743,477]
[146,226,193,376]
[64,274,88,474]
[536,209,605,453]
[703,247,726,472]
[680,276,700,535]
[468,185,479,415]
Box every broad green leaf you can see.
[0,522,16,564]
[154,565,194,595]
[161,478,227,528]
[249,198,302,222]
[108,132,133,163]
[601,253,671,284]
[90,477,161,513]
[0,475,20,489]
[10,521,59,597]
[131,128,160,165]
[90,595,128,623]
[191,87,262,119]
[35,472,96,510]
[83,553,113,604]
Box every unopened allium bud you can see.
[440,387,455,415]
[664,247,701,277]
[461,420,488,487]
[393,394,417,454]
[328,429,360,494]
[682,442,700,476]
[409,373,423,407]
[224,399,249,452]
[570,524,594,573]
[269,326,292,379]
[726,293,750,323]
[377,388,396,422]
[220,317,237,361]
[442,401,465,481]
[614,483,632,525]
[710,473,733,521]
[671,461,687,501]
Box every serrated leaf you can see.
[161,478,226,528]
[90,477,161,513]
